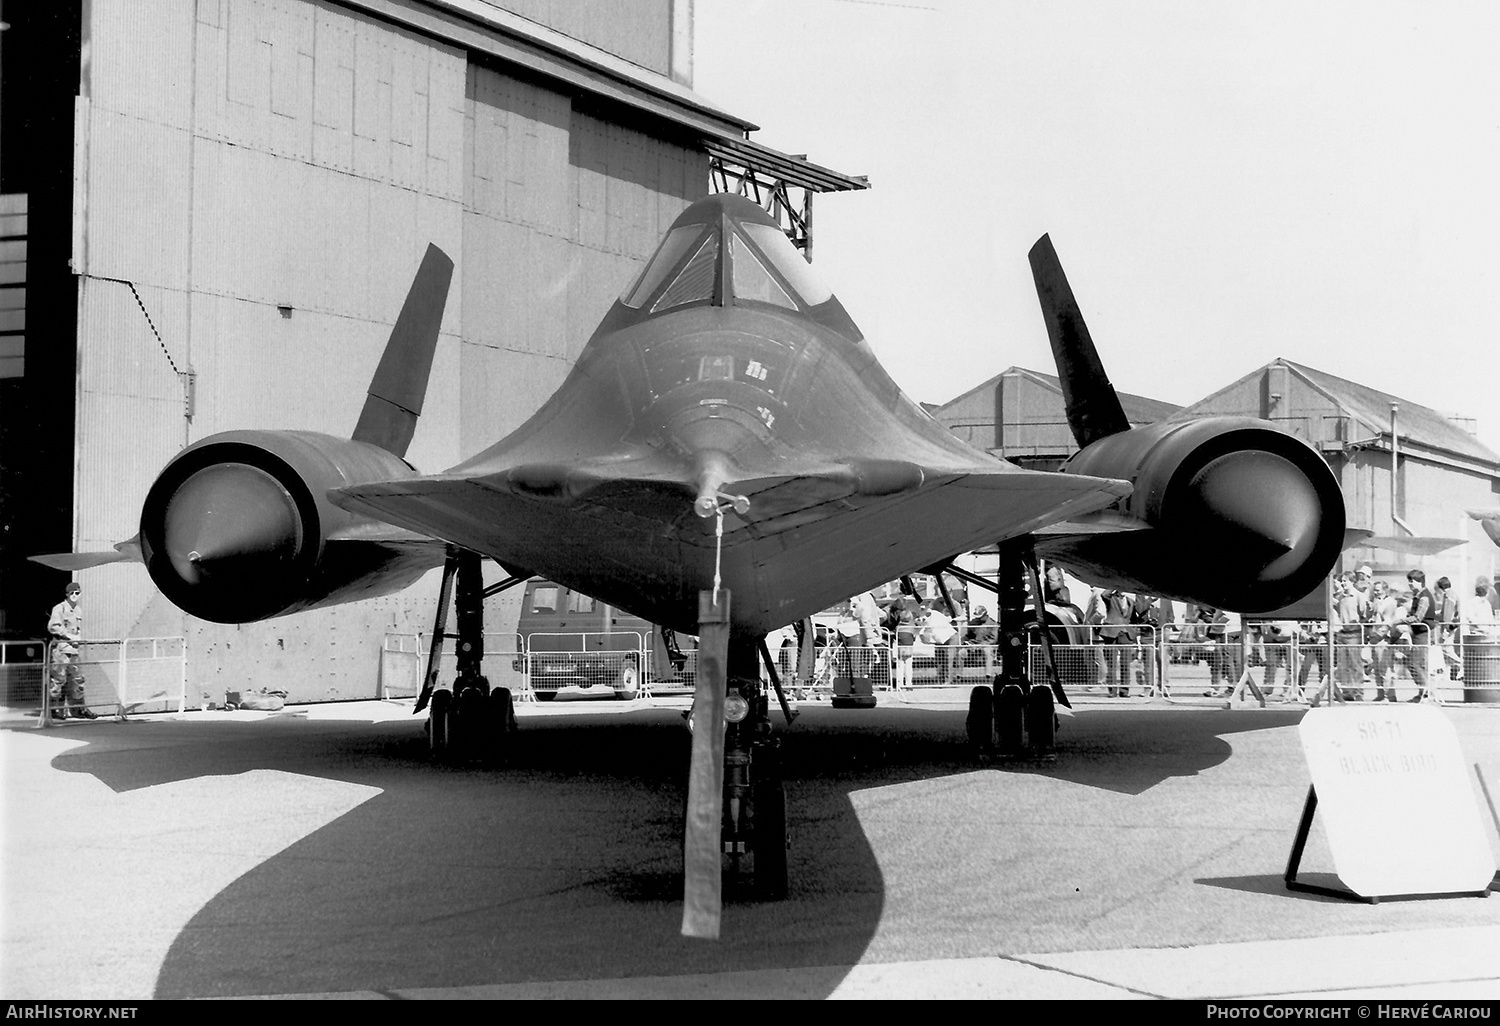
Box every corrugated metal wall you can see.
[74,0,705,703]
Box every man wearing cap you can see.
[47,582,95,720]
[966,603,998,678]
[1332,571,1368,699]
[1351,566,1377,692]
[1398,568,1439,702]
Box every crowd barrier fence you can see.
[379,633,532,701]
[36,637,186,723]
[379,624,1500,706]
[1,638,48,710]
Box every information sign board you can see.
[1296,706,1494,898]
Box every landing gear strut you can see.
[718,638,788,899]
[684,635,790,905]
[422,547,517,765]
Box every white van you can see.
[514,579,689,700]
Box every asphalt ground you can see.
[3,691,1499,1001]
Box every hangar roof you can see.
[1176,359,1499,468]
[937,366,1181,427]
[351,1,868,193]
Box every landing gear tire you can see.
[486,686,515,765]
[995,681,1026,757]
[966,686,994,752]
[615,658,640,701]
[429,688,453,758]
[1025,685,1056,754]
[751,777,788,901]
[456,681,488,762]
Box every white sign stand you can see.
[1287,706,1496,901]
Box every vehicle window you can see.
[529,587,559,614]
[740,222,833,305]
[566,590,596,614]
[730,231,797,310]
[620,226,703,308]
[650,232,720,312]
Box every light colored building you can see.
[4,1,865,704]
[931,358,1500,605]
[1175,358,1500,596]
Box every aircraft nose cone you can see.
[1181,449,1322,583]
[161,464,304,586]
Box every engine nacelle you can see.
[139,430,443,623]
[1042,418,1345,613]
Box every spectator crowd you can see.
[804,561,1500,701]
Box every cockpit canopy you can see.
[613,194,861,341]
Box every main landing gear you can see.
[429,671,516,765]
[966,677,1056,759]
[421,547,521,766]
[963,537,1063,761]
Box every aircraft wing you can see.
[331,447,1130,542]
[1359,534,1468,557]
[29,536,143,571]
[330,451,1130,630]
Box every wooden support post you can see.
[682,589,730,940]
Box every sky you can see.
[691,0,1500,454]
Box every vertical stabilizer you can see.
[352,244,455,458]
[1028,235,1130,448]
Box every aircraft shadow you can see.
[45,704,1306,998]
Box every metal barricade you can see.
[647,641,699,696]
[814,638,892,693]
[117,637,187,714]
[1257,626,1468,705]
[1031,625,1161,697]
[379,632,532,702]
[38,636,186,722]
[1460,634,1500,703]
[1,638,47,711]
[525,631,647,701]
[378,633,425,700]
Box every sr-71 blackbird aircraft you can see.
[38,193,1345,937]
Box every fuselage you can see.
[389,194,1120,634]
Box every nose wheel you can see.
[722,732,788,901]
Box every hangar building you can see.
[930,358,1500,597]
[929,365,1181,472]
[0,0,866,704]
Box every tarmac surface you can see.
[3,690,1499,1001]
